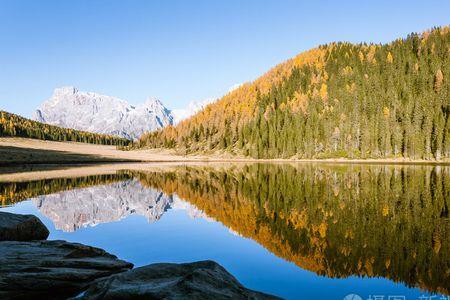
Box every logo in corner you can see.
[344,294,363,300]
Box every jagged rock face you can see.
[0,240,133,299]
[0,212,49,241]
[32,180,207,232]
[34,86,174,140]
[77,260,281,300]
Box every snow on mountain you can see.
[170,83,243,124]
[34,86,174,140]
[171,97,216,124]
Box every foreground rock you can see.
[0,212,279,299]
[0,211,49,241]
[0,240,133,299]
[77,260,281,300]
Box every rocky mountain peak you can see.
[52,86,78,97]
[34,87,174,140]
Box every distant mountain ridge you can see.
[171,98,216,124]
[34,87,174,140]
[171,84,242,124]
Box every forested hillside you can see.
[0,111,131,146]
[139,27,450,159]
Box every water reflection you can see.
[133,164,450,296]
[1,163,449,296]
[0,174,132,206]
[32,180,175,232]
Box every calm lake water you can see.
[1,163,449,300]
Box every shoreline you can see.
[2,137,450,167]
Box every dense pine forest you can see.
[0,111,131,146]
[139,27,450,159]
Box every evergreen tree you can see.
[139,27,450,160]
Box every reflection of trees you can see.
[0,173,132,206]
[134,164,450,295]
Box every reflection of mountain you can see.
[32,180,205,232]
[132,164,450,296]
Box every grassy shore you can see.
[1,137,450,166]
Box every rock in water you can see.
[0,240,133,299]
[77,260,281,300]
[0,212,49,241]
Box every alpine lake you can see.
[1,162,448,300]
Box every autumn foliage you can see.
[139,26,450,160]
[134,164,450,295]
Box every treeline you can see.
[139,26,450,159]
[0,111,131,146]
[134,164,449,294]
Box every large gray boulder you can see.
[77,260,281,300]
[0,211,49,241]
[0,240,133,299]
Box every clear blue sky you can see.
[1,0,449,117]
